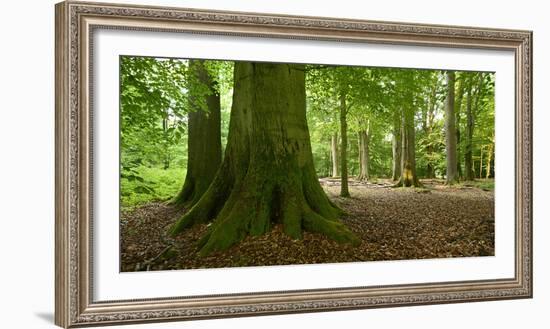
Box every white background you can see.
[0,0,547,328]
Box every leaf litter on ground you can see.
[120,179,494,272]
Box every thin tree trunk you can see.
[425,84,436,179]
[479,146,484,179]
[162,117,170,169]
[486,139,494,179]
[357,121,370,181]
[365,130,370,180]
[455,76,464,179]
[339,91,350,197]
[445,71,459,184]
[357,131,362,176]
[464,80,475,181]
[325,149,331,178]
[331,132,339,177]
[391,113,402,181]
[171,60,222,207]
[170,62,358,255]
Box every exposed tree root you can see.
[171,170,359,256]
[135,245,174,271]
[302,205,359,245]
[356,173,369,182]
[392,176,423,188]
[169,175,219,209]
[169,169,233,235]
[445,178,460,186]
[167,177,193,207]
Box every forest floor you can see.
[120,178,494,272]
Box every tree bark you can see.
[486,139,494,179]
[357,122,370,181]
[170,62,359,255]
[479,146,484,178]
[455,77,464,179]
[464,81,475,181]
[171,60,222,208]
[391,113,402,181]
[162,116,170,170]
[425,84,436,179]
[395,107,421,187]
[331,132,339,177]
[445,71,459,184]
[339,91,351,197]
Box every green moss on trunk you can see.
[170,60,222,208]
[170,62,359,255]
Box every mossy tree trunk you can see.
[445,71,459,185]
[170,62,359,255]
[171,60,222,208]
[395,107,421,187]
[331,132,339,177]
[339,91,351,197]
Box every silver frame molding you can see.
[55,1,533,327]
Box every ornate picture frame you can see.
[55,1,532,327]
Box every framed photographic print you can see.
[55,1,532,327]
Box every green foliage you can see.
[120,56,188,181]
[306,66,494,181]
[306,65,393,178]
[120,166,186,209]
[451,179,495,191]
[120,56,233,208]
[456,71,496,178]
[121,56,496,210]
[461,179,495,190]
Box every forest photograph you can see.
[119,56,495,272]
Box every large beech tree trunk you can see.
[357,122,370,182]
[445,71,459,184]
[171,60,222,208]
[391,114,402,181]
[339,91,351,197]
[395,108,421,187]
[170,62,359,255]
[331,132,339,177]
